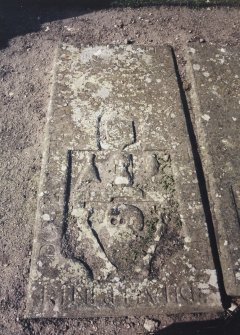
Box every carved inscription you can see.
[31,281,214,315]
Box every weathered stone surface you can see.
[26,44,222,318]
[187,45,240,296]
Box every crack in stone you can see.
[96,115,102,151]
[91,154,101,182]
[230,185,240,227]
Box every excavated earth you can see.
[0,2,240,334]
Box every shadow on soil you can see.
[0,1,114,49]
[155,309,240,334]
[20,309,240,335]
[0,0,239,48]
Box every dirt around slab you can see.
[0,2,240,334]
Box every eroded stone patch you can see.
[26,44,222,317]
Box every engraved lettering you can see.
[74,287,88,306]
[114,153,133,186]
[166,285,178,304]
[39,244,55,258]
[62,286,75,306]
[177,285,194,303]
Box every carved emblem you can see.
[64,115,174,281]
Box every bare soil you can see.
[0,2,240,334]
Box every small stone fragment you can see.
[201,114,210,121]
[143,318,160,332]
[125,38,134,45]
[193,64,201,71]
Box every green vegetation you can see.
[142,218,158,245]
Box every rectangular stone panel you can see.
[26,44,222,318]
[187,45,240,296]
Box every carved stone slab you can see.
[26,44,222,317]
[187,45,240,296]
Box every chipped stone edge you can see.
[186,48,239,297]
[25,305,222,319]
[24,43,62,318]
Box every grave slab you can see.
[187,45,240,296]
[26,44,222,318]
